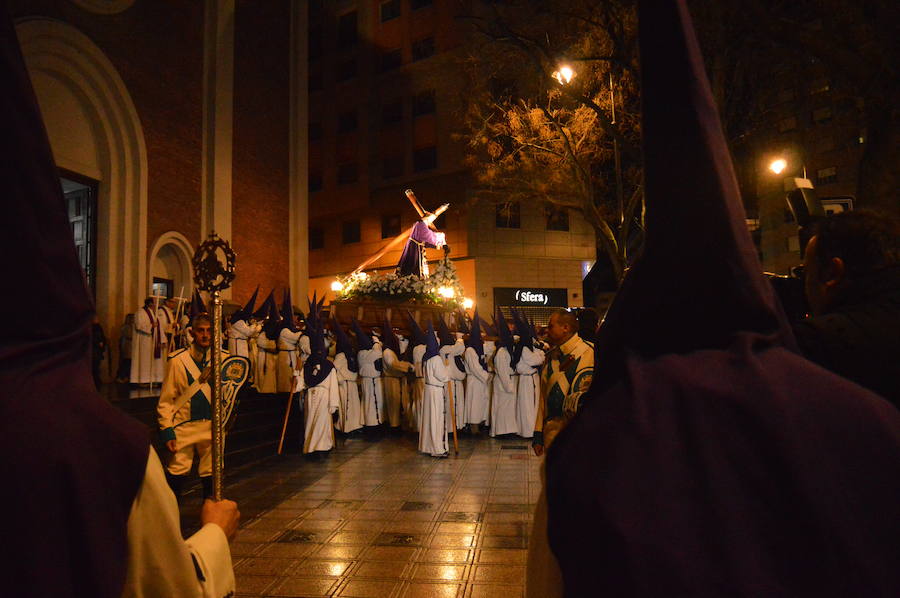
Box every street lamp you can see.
[331,280,343,292]
[769,158,787,175]
[552,64,575,85]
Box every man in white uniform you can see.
[276,289,302,393]
[157,313,230,499]
[381,316,414,431]
[419,321,450,457]
[131,297,165,385]
[490,309,519,437]
[353,317,385,430]
[437,318,466,433]
[513,310,545,439]
[294,295,339,456]
[332,317,363,433]
[463,312,490,430]
[228,285,259,358]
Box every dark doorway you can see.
[60,171,99,294]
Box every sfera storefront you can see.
[493,287,569,326]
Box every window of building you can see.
[777,116,797,132]
[381,213,401,238]
[412,36,435,61]
[309,27,323,60]
[309,226,324,250]
[380,47,402,72]
[412,0,434,9]
[380,0,401,22]
[809,79,830,95]
[338,11,357,48]
[858,128,867,144]
[62,173,98,293]
[308,171,323,192]
[338,110,358,133]
[546,206,569,231]
[342,220,361,244]
[812,106,833,123]
[381,99,403,126]
[412,89,436,117]
[382,156,403,179]
[338,163,358,185]
[309,69,322,92]
[816,166,837,186]
[777,88,795,103]
[337,57,356,82]
[309,121,322,142]
[413,145,437,172]
[496,202,521,229]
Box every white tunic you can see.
[294,368,340,453]
[490,346,519,436]
[333,353,363,433]
[464,347,490,424]
[130,306,164,384]
[440,340,467,432]
[276,328,302,393]
[357,345,384,426]
[419,355,449,457]
[254,334,278,394]
[516,345,545,439]
[484,340,496,425]
[122,449,233,598]
[382,348,412,428]
[227,319,254,357]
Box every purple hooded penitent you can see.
[351,316,374,351]
[280,288,298,333]
[381,315,401,354]
[302,293,333,387]
[542,2,900,597]
[423,320,440,363]
[0,7,149,596]
[252,289,275,320]
[332,316,358,373]
[405,310,427,347]
[436,317,456,347]
[230,284,259,324]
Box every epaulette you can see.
[168,347,187,360]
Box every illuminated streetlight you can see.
[462,297,474,310]
[769,158,787,175]
[552,65,575,85]
[331,280,343,292]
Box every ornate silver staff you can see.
[192,232,236,501]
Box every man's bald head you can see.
[547,309,578,346]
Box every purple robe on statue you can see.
[397,221,441,277]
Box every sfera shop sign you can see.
[494,287,568,307]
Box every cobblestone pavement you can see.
[182,432,542,597]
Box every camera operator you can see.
[794,209,900,409]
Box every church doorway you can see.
[149,232,195,304]
[61,171,99,294]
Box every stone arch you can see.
[16,17,148,355]
[148,232,195,300]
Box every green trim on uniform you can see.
[161,427,176,442]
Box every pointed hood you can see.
[495,307,514,351]
[351,316,374,351]
[437,316,456,347]
[189,289,208,324]
[423,320,440,362]
[262,293,283,340]
[405,310,426,346]
[0,9,148,595]
[252,289,275,320]
[332,316,358,372]
[465,310,485,356]
[381,315,401,354]
[280,288,298,332]
[456,310,470,334]
[230,285,259,324]
[483,315,497,339]
[302,291,333,386]
[591,0,793,390]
